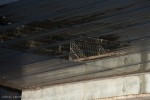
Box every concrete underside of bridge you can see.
[0,0,150,100]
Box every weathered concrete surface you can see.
[21,50,150,100]
[15,50,150,89]
[97,94,150,100]
[0,0,18,5]
[21,73,150,100]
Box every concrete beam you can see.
[21,73,150,100]
[13,50,150,88]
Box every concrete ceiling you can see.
[0,0,19,6]
[0,0,150,90]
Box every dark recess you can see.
[0,85,21,100]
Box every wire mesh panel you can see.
[69,40,108,61]
[69,41,86,61]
